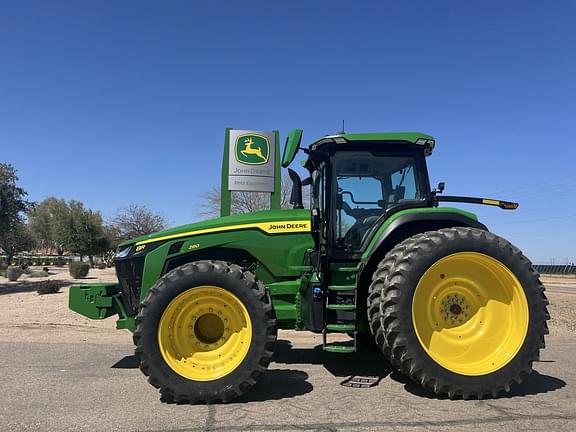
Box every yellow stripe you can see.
[482,199,500,206]
[135,220,311,246]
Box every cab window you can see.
[334,151,424,251]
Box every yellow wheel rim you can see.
[412,252,529,376]
[158,286,252,381]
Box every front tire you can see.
[369,228,549,399]
[134,260,277,403]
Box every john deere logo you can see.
[235,135,270,165]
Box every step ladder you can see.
[322,266,359,353]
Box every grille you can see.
[115,256,145,316]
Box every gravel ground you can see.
[547,293,576,337]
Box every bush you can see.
[97,262,106,270]
[7,266,23,281]
[69,261,90,278]
[37,280,61,295]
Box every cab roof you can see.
[311,131,433,145]
[282,129,436,168]
[309,131,436,156]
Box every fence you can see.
[533,264,576,276]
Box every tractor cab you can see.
[284,131,436,256]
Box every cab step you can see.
[338,266,359,272]
[340,375,381,388]
[327,285,357,291]
[326,304,355,311]
[324,344,356,353]
[326,323,355,332]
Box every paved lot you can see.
[0,334,574,432]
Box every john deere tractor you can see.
[70,130,549,402]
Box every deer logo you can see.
[235,135,270,165]
[241,137,266,161]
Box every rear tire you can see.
[369,227,549,399]
[134,260,277,403]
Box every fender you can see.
[358,208,487,287]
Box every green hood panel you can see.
[121,209,311,247]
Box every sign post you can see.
[220,128,281,217]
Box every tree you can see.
[0,221,34,264]
[59,201,109,265]
[109,204,168,242]
[198,176,306,218]
[0,163,32,232]
[28,197,69,255]
[0,163,33,260]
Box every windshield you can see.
[334,151,426,251]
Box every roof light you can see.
[415,138,427,145]
[334,137,347,144]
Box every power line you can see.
[486,175,576,196]
[490,213,576,226]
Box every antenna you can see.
[341,119,345,134]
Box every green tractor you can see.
[70,130,549,402]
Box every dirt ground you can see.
[0,267,126,344]
[0,267,573,344]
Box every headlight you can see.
[115,246,131,259]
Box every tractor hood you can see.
[119,209,311,248]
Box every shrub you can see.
[69,261,90,278]
[97,262,106,270]
[37,280,61,295]
[7,266,23,281]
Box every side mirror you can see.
[437,182,445,194]
[282,129,303,168]
[288,168,304,209]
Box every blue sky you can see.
[1,1,574,263]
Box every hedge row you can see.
[0,256,73,266]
